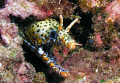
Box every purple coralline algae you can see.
[1,0,120,83]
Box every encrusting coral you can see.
[28,0,76,17]
[1,0,120,83]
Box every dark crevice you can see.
[0,0,6,9]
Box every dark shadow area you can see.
[64,7,94,49]
[0,0,6,9]
[9,14,35,28]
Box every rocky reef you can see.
[0,0,120,83]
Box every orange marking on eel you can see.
[42,53,49,61]
[61,36,65,43]
[60,72,70,77]
[49,62,54,67]
[54,68,58,71]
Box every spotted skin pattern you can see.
[26,18,59,45]
[20,15,81,77]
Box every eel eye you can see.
[49,30,58,40]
